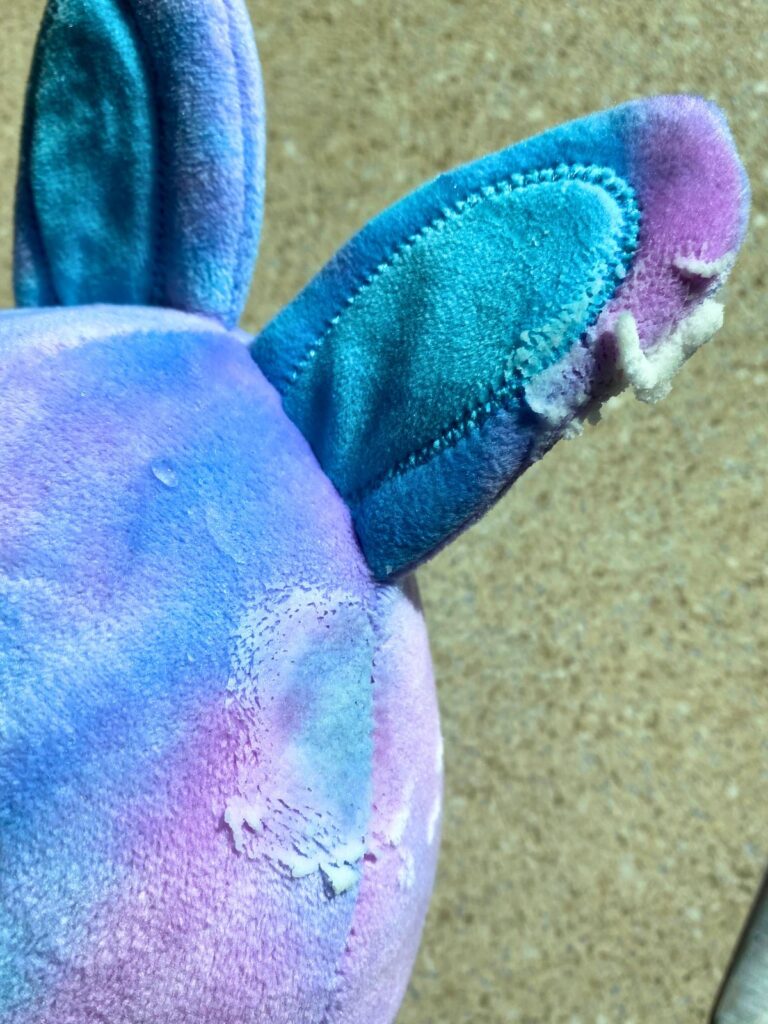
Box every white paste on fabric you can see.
[385,779,415,846]
[614,299,724,403]
[673,251,735,280]
[435,733,445,775]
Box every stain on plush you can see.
[222,586,375,892]
[0,0,750,1022]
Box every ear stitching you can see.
[253,95,749,582]
[14,0,265,329]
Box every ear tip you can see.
[523,93,750,460]
[616,90,749,314]
[616,93,750,238]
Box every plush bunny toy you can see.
[0,0,750,1022]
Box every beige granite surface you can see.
[1,1,767,1021]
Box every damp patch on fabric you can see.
[221,586,376,896]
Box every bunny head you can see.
[0,1,750,1023]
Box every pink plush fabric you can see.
[1,1,750,1021]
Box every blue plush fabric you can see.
[254,109,637,392]
[270,169,635,503]
[254,95,749,580]
[15,0,157,307]
[254,129,641,579]
[1,0,753,1014]
[14,0,265,328]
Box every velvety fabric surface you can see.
[0,306,442,1023]
[275,171,636,499]
[14,0,265,327]
[254,96,748,579]
[0,0,762,1022]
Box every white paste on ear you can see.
[673,252,735,280]
[560,416,586,439]
[615,298,724,404]
[524,294,726,461]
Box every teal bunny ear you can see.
[14,0,265,328]
[254,96,748,581]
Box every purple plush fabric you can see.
[0,307,442,1023]
[1,1,750,1022]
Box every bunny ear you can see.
[253,96,749,581]
[14,0,264,328]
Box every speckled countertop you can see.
[1,1,767,1021]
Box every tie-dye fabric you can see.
[255,94,750,579]
[0,307,443,1023]
[2,0,751,1020]
[15,0,265,326]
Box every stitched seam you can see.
[291,163,638,505]
[328,167,640,504]
[343,166,638,509]
[340,168,640,504]
[283,163,638,400]
[317,590,382,1024]
[347,385,524,507]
